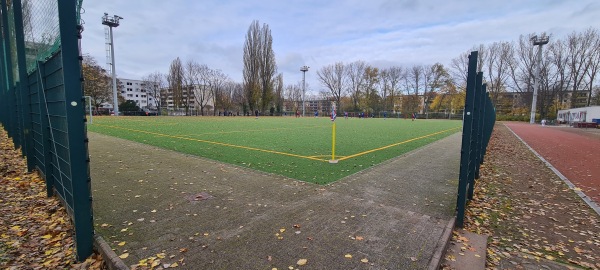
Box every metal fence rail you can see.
[456,51,496,228]
[0,0,92,261]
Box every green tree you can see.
[167,57,184,112]
[82,55,111,112]
[243,20,277,113]
[119,100,140,112]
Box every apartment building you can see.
[118,78,158,110]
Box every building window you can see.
[127,82,132,85]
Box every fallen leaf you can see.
[279,228,286,233]
[355,236,364,241]
[119,253,129,259]
[344,254,352,259]
[410,257,417,261]
[361,258,369,263]
[297,258,307,265]
[179,248,188,253]
[118,241,126,246]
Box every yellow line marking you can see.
[180,125,324,137]
[309,154,347,159]
[94,124,330,162]
[337,127,460,161]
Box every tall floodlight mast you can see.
[301,66,309,117]
[102,13,123,116]
[530,35,549,124]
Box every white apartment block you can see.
[118,78,158,110]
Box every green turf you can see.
[87,116,462,184]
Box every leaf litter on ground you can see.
[0,127,105,269]
[442,124,599,269]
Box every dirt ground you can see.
[444,123,600,269]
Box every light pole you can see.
[530,35,549,124]
[102,13,123,116]
[301,65,309,117]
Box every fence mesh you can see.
[22,0,60,73]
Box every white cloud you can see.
[81,0,599,92]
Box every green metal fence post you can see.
[13,0,35,171]
[57,0,93,260]
[1,0,16,143]
[474,82,486,180]
[467,72,483,200]
[456,51,478,228]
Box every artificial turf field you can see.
[87,116,462,184]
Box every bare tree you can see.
[273,73,284,115]
[346,61,367,110]
[508,34,536,94]
[183,59,201,115]
[208,68,229,115]
[285,83,303,112]
[317,62,345,108]
[141,71,165,114]
[584,28,600,106]
[566,29,595,107]
[231,82,246,114]
[484,41,513,104]
[548,39,572,109]
[192,64,213,116]
[362,66,380,113]
[450,50,470,89]
[384,66,404,113]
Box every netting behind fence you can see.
[22,0,60,72]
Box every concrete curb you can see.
[94,234,129,270]
[505,124,600,216]
[428,217,455,270]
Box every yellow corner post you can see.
[329,121,338,164]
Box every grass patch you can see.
[88,116,461,184]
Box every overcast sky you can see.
[81,0,598,93]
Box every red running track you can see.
[504,122,600,205]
